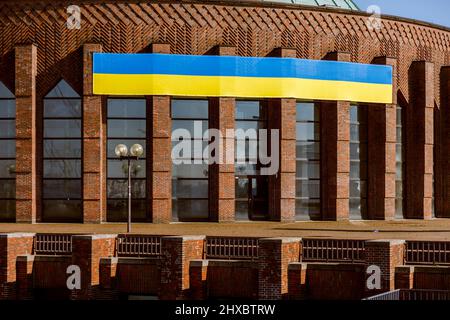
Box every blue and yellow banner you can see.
[93,53,393,104]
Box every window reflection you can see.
[0,81,16,222]
[42,80,82,222]
[107,98,148,222]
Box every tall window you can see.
[296,102,320,220]
[349,105,368,220]
[43,80,82,222]
[0,82,15,222]
[107,99,147,222]
[395,105,404,219]
[235,100,268,221]
[172,99,209,222]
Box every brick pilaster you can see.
[395,266,414,290]
[0,233,35,299]
[438,67,450,217]
[367,57,397,220]
[320,52,351,221]
[209,45,236,222]
[15,45,38,223]
[406,62,434,219]
[16,255,35,300]
[189,260,209,300]
[70,234,116,300]
[148,44,172,223]
[287,262,307,300]
[364,239,405,296]
[83,43,104,223]
[98,257,119,299]
[258,237,301,300]
[267,48,297,222]
[159,236,205,300]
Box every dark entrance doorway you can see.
[235,175,268,221]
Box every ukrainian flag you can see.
[93,53,393,104]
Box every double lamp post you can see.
[114,143,144,233]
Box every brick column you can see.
[267,48,297,222]
[438,67,450,217]
[0,233,35,299]
[287,262,307,300]
[189,260,209,300]
[320,52,351,221]
[159,236,205,300]
[364,240,405,296]
[367,57,397,220]
[208,45,236,222]
[99,257,118,299]
[148,44,172,223]
[83,44,104,223]
[395,266,414,290]
[16,255,35,300]
[15,44,38,223]
[71,234,116,300]
[258,237,301,300]
[406,62,434,219]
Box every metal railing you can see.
[34,234,73,256]
[405,241,450,266]
[302,238,366,263]
[365,290,450,301]
[205,237,259,260]
[363,289,401,301]
[116,235,162,257]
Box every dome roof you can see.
[267,0,360,11]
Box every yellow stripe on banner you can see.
[93,74,393,104]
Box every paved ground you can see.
[2,220,450,240]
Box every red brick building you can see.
[0,0,449,225]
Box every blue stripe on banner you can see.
[93,53,392,85]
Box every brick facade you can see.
[0,0,450,223]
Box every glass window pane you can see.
[0,200,15,221]
[172,164,208,179]
[43,180,81,199]
[296,180,320,198]
[108,160,146,179]
[296,141,320,160]
[108,120,146,138]
[296,123,319,141]
[172,120,208,137]
[296,161,320,179]
[0,160,15,178]
[172,140,209,161]
[171,100,208,119]
[44,140,81,158]
[0,82,14,98]
[172,179,208,198]
[44,120,81,138]
[350,143,367,161]
[42,200,82,222]
[107,179,146,199]
[0,100,15,118]
[350,162,367,180]
[350,180,367,198]
[0,180,15,198]
[107,99,146,118]
[235,121,265,133]
[235,178,249,199]
[0,140,15,158]
[235,163,258,175]
[236,101,261,120]
[235,200,249,221]
[44,99,81,118]
[44,160,81,178]
[45,80,80,98]
[295,199,320,220]
[296,102,317,121]
[172,199,209,221]
[0,120,15,138]
[107,200,147,222]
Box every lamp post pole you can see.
[127,157,132,233]
[115,143,144,234]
